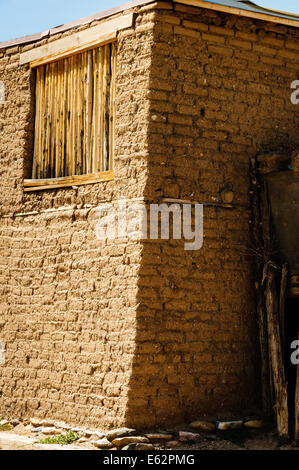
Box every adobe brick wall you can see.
[1,1,299,430]
[0,6,154,429]
[125,3,299,427]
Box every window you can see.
[25,42,116,190]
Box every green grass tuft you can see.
[37,431,79,446]
[0,423,13,431]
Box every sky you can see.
[0,0,298,43]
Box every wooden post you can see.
[266,264,289,440]
[249,161,273,415]
[279,263,288,360]
[257,291,272,415]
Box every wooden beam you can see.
[24,170,114,191]
[20,13,133,66]
[29,33,117,68]
[175,0,299,29]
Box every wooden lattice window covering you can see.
[29,42,116,186]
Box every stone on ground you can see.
[55,422,71,430]
[93,438,113,449]
[145,433,173,442]
[122,443,154,450]
[30,418,54,428]
[179,431,200,442]
[30,418,43,427]
[112,436,150,447]
[32,427,43,433]
[105,428,136,440]
[189,421,215,432]
[166,440,181,448]
[40,427,62,435]
[216,421,243,431]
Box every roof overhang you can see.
[176,1,299,28]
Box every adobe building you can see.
[0,0,299,430]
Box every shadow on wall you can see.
[123,212,260,429]
[123,131,299,429]
[122,136,262,428]
[121,1,299,423]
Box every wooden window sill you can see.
[24,170,114,192]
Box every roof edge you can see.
[176,0,299,27]
[242,1,299,20]
[1,0,299,50]
[0,0,154,50]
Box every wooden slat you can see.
[36,67,43,179]
[50,62,56,178]
[61,60,66,177]
[70,55,75,176]
[86,51,93,174]
[75,54,80,175]
[78,53,84,175]
[55,62,60,177]
[24,170,114,191]
[109,42,117,172]
[20,13,133,65]
[60,59,66,178]
[98,47,104,173]
[32,67,41,178]
[47,63,52,177]
[36,67,44,179]
[82,51,87,175]
[92,48,99,174]
[66,56,71,176]
[47,63,53,177]
[103,45,110,173]
[43,64,50,178]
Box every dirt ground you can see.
[1,427,299,451]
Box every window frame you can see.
[25,41,116,192]
[20,14,134,192]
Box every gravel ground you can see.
[1,427,299,451]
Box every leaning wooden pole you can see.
[266,264,289,440]
[279,263,288,360]
[257,286,273,415]
[249,160,273,415]
[250,158,290,438]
